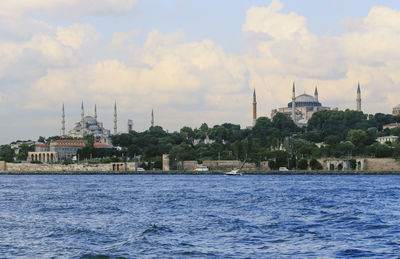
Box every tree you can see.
[310,159,323,170]
[297,159,308,170]
[0,145,14,162]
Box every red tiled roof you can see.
[53,139,88,143]
[35,144,49,147]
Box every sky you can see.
[1,0,400,144]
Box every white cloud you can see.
[0,0,140,18]
[242,0,400,115]
[3,0,400,144]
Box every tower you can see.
[114,101,117,135]
[292,82,296,122]
[252,88,257,126]
[94,104,97,120]
[128,119,133,132]
[314,86,318,102]
[151,109,154,127]
[61,103,65,136]
[357,83,362,112]
[81,101,84,129]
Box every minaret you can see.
[314,86,318,102]
[94,104,97,120]
[61,103,65,136]
[151,109,154,127]
[252,89,257,126]
[357,83,362,112]
[292,82,296,122]
[114,101,117,135]
[81,101,84,129]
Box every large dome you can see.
[288,94,321,108]
[84,116,97,125]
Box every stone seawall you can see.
[3,162,137,172]
[183,160,270,171]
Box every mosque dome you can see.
[288,94,321,108]
[394,104,400,109]
[84,116,97,125]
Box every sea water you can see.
[0,175,400,258]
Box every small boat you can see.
[224,169,242,176]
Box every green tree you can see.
[297,159,308,170]
[310,159,323,170]
[0,145,14,162]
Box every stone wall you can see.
[4,162,137,172]
[183,160,269,171]
[364,158,400,171]
[0,161,6,171]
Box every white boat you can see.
[224,169,242,176]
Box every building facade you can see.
[50,140,88,160]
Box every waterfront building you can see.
[50,139,88,160]
[271,83,330,125]
[377,136,399,144]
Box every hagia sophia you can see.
[252,83,363,127]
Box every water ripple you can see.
[0,175,400,257]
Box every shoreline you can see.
[1,170,400,175]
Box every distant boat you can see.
[224,160,246,176]
[224,169,242,176]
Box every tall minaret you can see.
[94,104,97,120]
[314,86,318,102]
[114,101,117,135]
[151,109,154,127]
[81,101,84,129]
[292,82,296,122]
[61,103,65,136]
[252,89,257,126]
[357,83,362,112]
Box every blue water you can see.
[1,175,400,258]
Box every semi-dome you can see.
[288,94,321,108]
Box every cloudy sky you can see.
[1,0,400,144]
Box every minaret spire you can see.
[81,101,84,129]
[114,101,117,135]
[151,109,154,127]
[94,104,97,120]
[357,83,362,112]
[292,82,296,122]
[252,88,257,126]
[314,86,318,102]
[62,103,65,136]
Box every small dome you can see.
[394,104,400,109]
